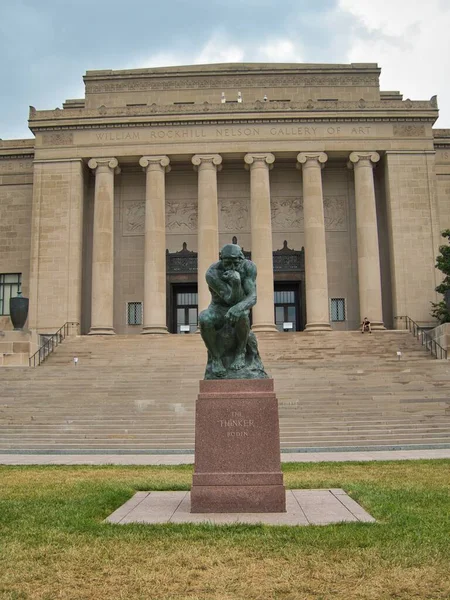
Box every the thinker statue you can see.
[199,243,268,380]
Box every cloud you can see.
[131,52,188,70]
[256,40,303,63]
[194,33,245,65]
[137,34,303,69]
[193,34,304,65]
[339,0,450,126]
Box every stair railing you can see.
[397,316,447,360]
[29,322,79,367]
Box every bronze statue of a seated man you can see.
[199,243,268,380]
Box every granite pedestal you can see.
[191,379,286,513]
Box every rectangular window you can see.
[330,298,346,322]
[127,302,142,326]
[177,293,198,306]
[0,273,22,316]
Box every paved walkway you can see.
[105,489,376,526]
[1,448,449,465]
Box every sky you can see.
[1,0,449,140]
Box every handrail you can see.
[396,316,447,360]
[29,321,79,367]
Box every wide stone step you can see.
[2,330,449,452]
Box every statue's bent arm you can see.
[234,263,257,313]
[206,266,234,305]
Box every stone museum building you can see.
[1,62,449,336]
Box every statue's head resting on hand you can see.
[219,244,245,273]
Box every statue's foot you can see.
[211,358,226,378]
[230,353,246,371]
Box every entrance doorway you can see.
[274,283,301,332]
[172,284,198,333]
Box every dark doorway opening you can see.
[171,284,198,333]
[274,282,302,332]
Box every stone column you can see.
[297,152,331,331]
[192,154,222,313]
[244,153,277,332]
[348,152,385,329]
[88,157,120,335]
[139,155,170,334]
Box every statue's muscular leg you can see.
[230,314,250,370]
[198,309,226,377]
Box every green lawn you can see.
[0,460,449,600]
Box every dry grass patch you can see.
[0,460,449,600]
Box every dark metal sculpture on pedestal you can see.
[198,243,268,380]
[192,244,285,513]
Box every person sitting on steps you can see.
[361,317,372,334]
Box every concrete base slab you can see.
[105,489,375,526]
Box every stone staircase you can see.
[1,331,450,452]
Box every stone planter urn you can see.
[9,291,29,330]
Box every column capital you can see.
[139,155,171,173]
[88,157,120,174]
[192,154,222,172]
[296,152,328,169]
[244,153,275,170]
[348,151,380,169]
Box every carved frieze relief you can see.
[122,199,199,236]
[123,200,145,236]
[393,124,426,137]
[219,198,249,232]
[122,195,347,236]
[324,196,347,231]
[166,199,198,232]
[271,195,347,232]
[41,132,74,146]
[271,197,304,231]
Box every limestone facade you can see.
[0,62,449,334]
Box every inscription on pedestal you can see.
[220,411,254,438]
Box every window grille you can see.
[127,302,142,325]
[0,273,22,316]
[274,291,295,304]
[177,292,198,306]
[330,298,346,322]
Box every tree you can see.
[431,229,450,323]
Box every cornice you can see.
[28,116,437,133]
[0,153,35,160]
[0,140,35,159]
[84,62,380,78]
[0,139,35,149]
[433,129,450,149]
[29,98,437,120]
[27,99,438,133]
